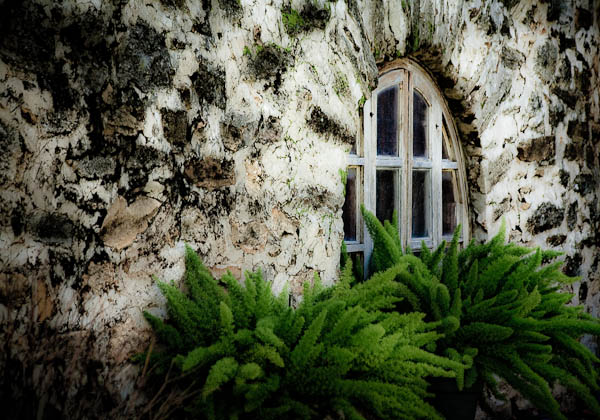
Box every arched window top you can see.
[343,58,470,275]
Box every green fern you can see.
[140,244,465,419]
[362,207,600,420]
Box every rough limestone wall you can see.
[0,0,375,417]
[0,0,599,417]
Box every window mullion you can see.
[363,97,375,277]
[399,70,410,250]
[376,157,404,167]
[431,98,443,246]
[348,156,365,166]
[441,160,458,170]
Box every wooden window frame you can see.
[344,58,470,277]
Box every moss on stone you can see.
[282,7,305,35]
[333,72,350,97]
[250,43,292,85]
[307,106,354,146]
[281,3,330,36]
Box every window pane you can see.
[376,169,397,224]
[442,171,457,236]
[412,170,429,237]
[442,116,450,160]
[413,90,428,158]
[342,168,358,241]
[442,115,449,159]
[377,86,398,156]
[442,134,449,160]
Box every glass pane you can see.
[442,132,449,160]
[376,169,397,224]
[442,171,457,236]
[342,168,358,241]
[442,115,451,160]
[413,90,428,157]
[412,170,429,237]
[377,86,398,156]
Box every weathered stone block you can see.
[551,86,578,109]
[568,120,589,142]
[218,0,242,18]
[567,201,579,229]
[33,278,53,322]
[29,211,77,245]
[159,0,186,8]
[534,41,558,83]
[116,23,173,92]
[493,197,511,221]
[75,156,117,179]
[516,136,555,162]
[184,157,235,190]
[574,173,596,196]
[230,219,267,254]
[100,196,161,250]
[191,61,226,109]
[256,115,282,144]
[501,45,525,70]
[564,140,584,161]
[282,3,330,35]
[564,253,583,277]
[487,150,513,189]
[161,109,188,146]
[250,44,292,83]
[546,234,566,246]
[220,121,245,152]
[575,7,593,30]
[0,122,22,186]
[559,169,570,187]
[307,106,355,146]
[526,202,564,234]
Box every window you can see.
[343,58,469,275]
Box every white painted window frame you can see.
[344,58,470,277]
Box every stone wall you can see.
[0,0,598,417]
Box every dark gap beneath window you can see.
[376,169,396,224]
[342,168,357,241]
[442,171,457,235]
[412,170,428,237]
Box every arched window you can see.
[343,58,470,274]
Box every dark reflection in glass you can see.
[442,116,450,160]
[413,90,428,157]
[412,170,429,237]
[442,137,449,160]
[442,171,457,235]
[343,168,357,241]
[377,86,398,156]
[376,170,396,224]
